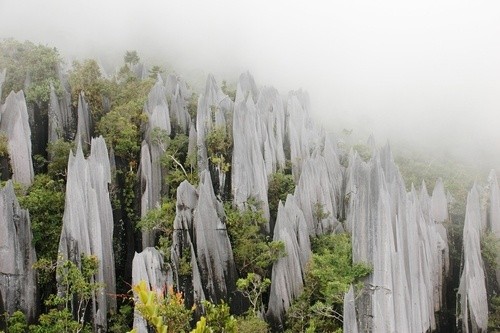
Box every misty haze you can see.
[0,0,499,332]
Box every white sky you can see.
[1,0,499,168]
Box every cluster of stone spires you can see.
[0,67,498,333]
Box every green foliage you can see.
[187,93,199,120]
[47,139,75,179]
[0,39,62,104]
[108,304,133,333]
[3,311,28,333]
[312,202,330,223]
[236,315,269,333]
[137,200,176,255]
[225,203,285,277]
[18,174,65,260]
[30,255,101,333]
[395,150,482,220]
[124,51,140,66]
[97,102,141,160]
[68,59,111,121]
[352,144,372,162]
[149,66,164,79]
[190,317,211,333]
[202,300,237,333]
[132,281,193,333]
[160,133,199,198]
[237,273,271,316]
[489,295,500,331]
[286,233,371,332]
[0,132,9,158]
[29,309,86,333]
[206,126,231,173]
[221,81,236,102]
[267,172,295,223]
[481,232,500,270]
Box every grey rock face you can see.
[132,247,169,333]
[171,180,206,309]
[256,86,286,174]
[286,90,318,181]
[294,152,343,236]
[165,74,191,134]
[343,286,359,333]
[75,92,91,147]
[0,181,37,321]
[431,178,449,223]
[140,76,172,247]
[194,171,236,303]
[345,145,450,333]
[58,136,116,331]
[171,172,236,306]
[457,184,488,333]
[0,91,34,186]
[267,194,310,327]
[487,170,500,285]
[232,98,270,222]
[145,76,171,137]
[48,84,73,145]
[196,74,233,183]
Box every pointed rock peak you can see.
[489,169,498,185]
[421,179,429,196]
[366,133,376,150]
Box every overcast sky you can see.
[1,0,499,168]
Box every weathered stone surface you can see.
[294,145,343,236]
[139,141,155,248]
[235,71,259,104]
[457,184,488,333]
[487,170,500,285]
[431,178,449,222]
[140,77,171,247]
[171,172,236,307]
[0,181,37,321]
[145,75,171,137]
[0,90,34,186]
[267,194,310,328]
[170,180,206,309]
[193,171,236,303]
[232,97,270,222]
[132,247,169,333]
[256,86,286,174]
[75,92,91,147]
[343,285,359,333]
[58,136,116,331]
[196,74,233,188]
[48,84,73,145]
[345,144,450,333]
[166,74,191,134]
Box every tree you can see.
[225,202,285,277]
[124,51,140,67]
[0,39,62,105]
[68,59,110,121]
[30,255,102,333]
[267,172,295,224]
[286,233,371,332]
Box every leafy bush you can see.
[267,172,295,223]
[225,203,285,277]
[286,233,371,332]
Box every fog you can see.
[1,0,499,169]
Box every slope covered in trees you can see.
[0,39,498,333]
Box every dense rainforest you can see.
[0,39,498,333]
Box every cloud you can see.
[1,0,499,167]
